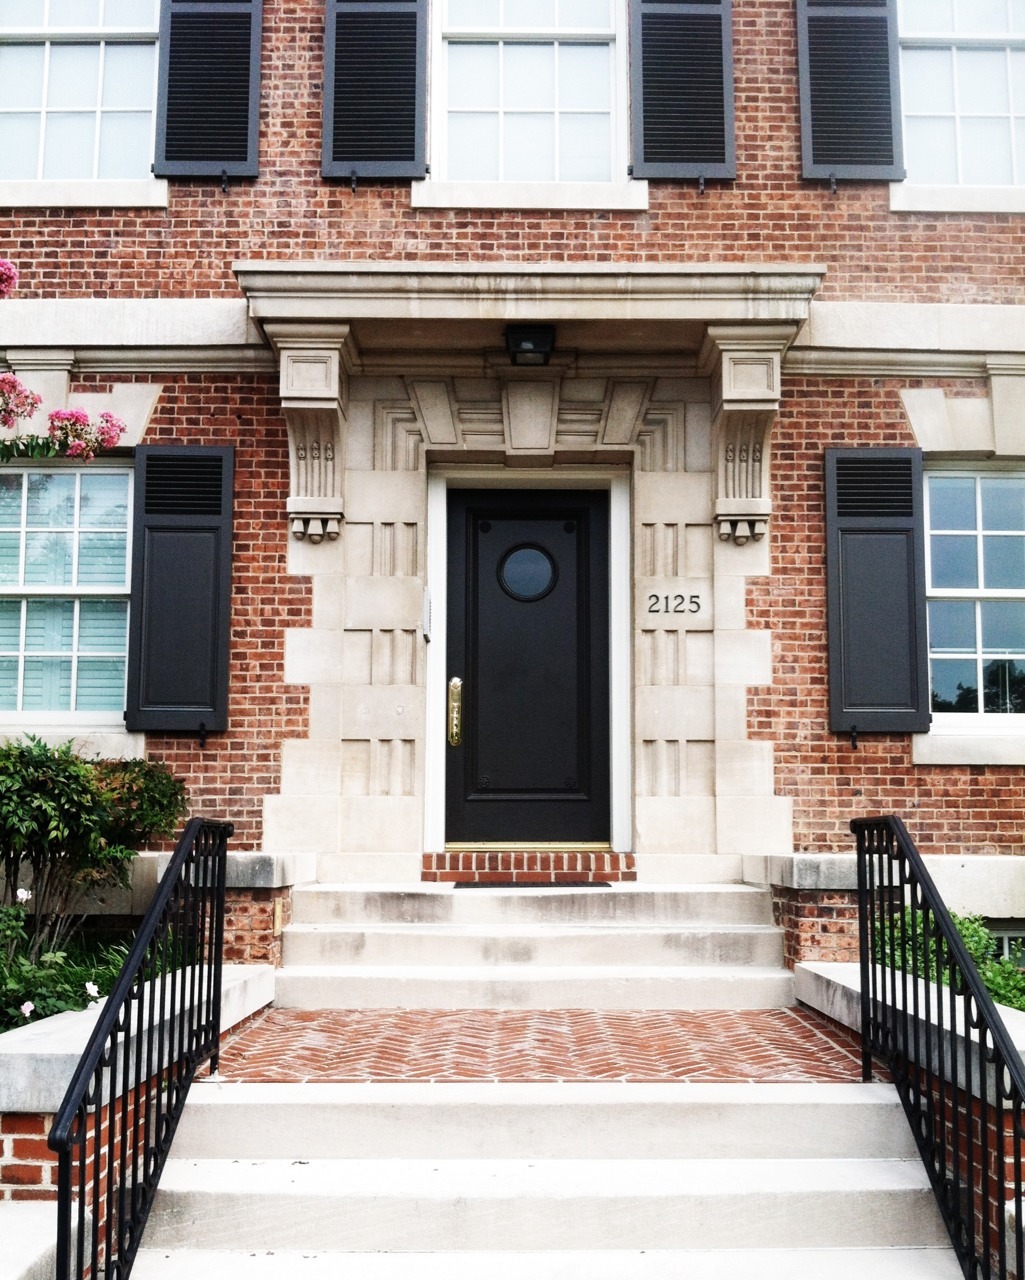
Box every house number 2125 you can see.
[647,594,702,614]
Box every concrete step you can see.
[290,883,776,928]
[132,1246,963,1280]
[172,1082,919,1162]
[281,920,785,968]
[142,1155,947,1252]
[271,962,795,1010]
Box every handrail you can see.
[49,816,233,1280]
[853,815,1025,1280]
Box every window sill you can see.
[913,728,1025,766]
[890,183,1025,214]
[410,179,649,211]
[0,721,144,756]
[0,178,169,208]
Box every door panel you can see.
[446,489,610,843]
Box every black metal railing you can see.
[854,815,1025,1280]
[49,817,233,1280]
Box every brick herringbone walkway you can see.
[217,1008,862,1084]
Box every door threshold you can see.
[444,842,613,851]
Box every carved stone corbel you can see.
[700,324,798,545]
[264,324,357,543]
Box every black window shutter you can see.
[154,0,262,177]
[323,0,426,179]
[825,449,929,735]
[797,0,904,180]
[126,447,234,734]
[629,0,735,180]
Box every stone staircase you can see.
[130,877,961,1277]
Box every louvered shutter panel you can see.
[323,0,426,179]
[797,0,904,180]
[825,449,929,735]
[126,447,234,734]
[629,0,735,180]
[154,0,262,177]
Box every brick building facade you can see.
[2,0,1025,888]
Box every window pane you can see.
[560,112,609,179]
[80,473,128,527]
[1012,50,1025,109]
[0,114,40,178]
[959,49,1010,113]
[24,598,73,651]
[24,531,72,584]
[51,0,101,24]
[75,657,124,710]
[984,535,1025,587]
[78,531,127,585]
[560,0,610,27]
[505,43,554,109]
[0,659,17,711]
[449,0,499,22]
[504,112,555,179]
[903,0,953,31]
[930,476,977,529]
[983,659,1025,712]
[559,42,609,110]
[0,44,44,107]
[449,43,499,109]
[931,657,979,712]
[43,112,96,178]
[98,110,150,177]
[104,0,157,26]
[506,0,556,27]
[956,0,1008,32]
[0,476,23,527]
[1014,0,1025,34]
[929,598,976,651]
[22,656,70,709]
[931,534,979,588]
[981,599,1025,649]
[26,473,74,527]
[78,598,127,650]
[961,117,1014,184]
[47,44,101,109]
[0,599,21,649]
[101,41,153,108]
[903,117,959,184]
[0,534,20,584]
[903,49,955,114]
[0,1,45,25]
[448,112,499,179]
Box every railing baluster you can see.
[49,818,233,1280]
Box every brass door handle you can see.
[447,677,463,746]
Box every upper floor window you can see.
[439,0,618,184]
[927,472,1025,718]
[0,467,131,718]
[0,0,159,183]
[899,0,1025,187]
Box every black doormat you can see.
[453,880,612,888]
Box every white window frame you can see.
[0,0,167,207]
[0,462,132,727]
[412,0,647,210]
[925,467,1025,739]
[892,0,1025,212]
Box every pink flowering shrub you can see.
[0,259,17,299]
[48,409,125,460]
[0,371,42,430]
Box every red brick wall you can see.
[772,888,860,968]
[3,0,1025,305]
[0,1112,56,1201]
[89,372,313,851]
[750,375,1025,857]
[223,887,292,965]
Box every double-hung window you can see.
[0,0,159,184]
[927,472,1025,723]
[896,0,1025,208]
[0,467,131,719]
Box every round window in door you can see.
[498,544,557,602]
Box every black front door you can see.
[446,489,610,843]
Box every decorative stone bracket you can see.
[266,324,356,542]
[700,324,798,545]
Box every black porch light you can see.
[504,324,556,366]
